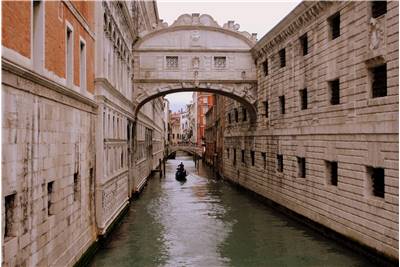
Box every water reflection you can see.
[90,153,377,267]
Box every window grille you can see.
[297,157,306,178]
[300,33,308,56]
[326,161,338,186]
[300,88,308,110]
[277,154,283,172]
[368,167,385,198]
[329,12,340,40]
[263,59,268,76]
[279,95,285,114]
[279,49,286,68]
[166,56,178,69]
[214,57,226,68]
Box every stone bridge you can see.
[133,13,258,122]
[168,145,203,158]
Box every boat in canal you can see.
[175,162,187,181]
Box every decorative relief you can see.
[369,18,384,50]
[192,57,200,69]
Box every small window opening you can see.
[264,100,269,118]
[372,1,387,18]
[251,151,255,166]
[242,108,247,121]
[47,181,54,215]
[371,64,387,98]
[241,150,245,164]
[326,161,338,186]
[300,33,308,56]
[234,109,238,122]
[279,48,286,68]
[277,154,283,172]
[73,172,80,201]
[329,12,340,40]
[329,79,340,105]
[368,167,385,198]
[300,88,308,110]
[228,113,231,123]
[4,194,16,238]
[297,157,306,178]
[279,95,285,114]
[263,59,268,76]
[233,149,237,166]
[227,148,230,159]
[261,152,267,169]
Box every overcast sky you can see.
[159,1,301,111]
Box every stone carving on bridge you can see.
[192,57,200,69]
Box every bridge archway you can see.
[133,13,258,123]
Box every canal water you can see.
[90,153,376,267]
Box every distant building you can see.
[194,92,215,146]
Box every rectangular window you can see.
[372,1,387,18]
[264,100,269,118]
[79,40,86,90]
[233,149,236,166]
[297,157,306,178]
[329,12,340,40]
[47,181,54,215]
[214,56,226,69]
[228,113,231,123]
[279,95,285,114]
[251,151,255,166]
[300,88,308,110]
[4,194,16,238]
[277,154,283,172]
[371,64,387,98]
[73,172,80,201]
[261,152,267,169]
[300,33,308,56]
[326,161,338,186]
[66,26,73,86]
[263,59,268,76]
[367,167,385,198]
[234,108,238,122]
[279,48,286,68]
[166,56,178,69]
[329,79,340,105]
[241,150,245,164]
[227,148,230,159]
[242,107,247,121]
[33,0,44,70]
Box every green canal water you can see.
[89,153,376,267]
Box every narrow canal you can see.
[90,153,376,267]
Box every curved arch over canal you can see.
[133,13,258,123]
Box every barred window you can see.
[329,79,340,105]
[228,113,231,123]
[329,12,340,40]
[300,88,308,110]
[279,95,285,114]
[264,100,269,117]
[371,64,387,98]
[300,33,308,56]
[233,149,237,166]
[326,161,338,186]
[263,59,268,76]
[261,152,267,169]
[242,107,247,121]
[48,181,54,215]
[277,154,283,172]
[297,157,306,178]
[279,48,286,68]
[4,194,16,238]
[368,167,385,198]
[214,57,226,69]
[241,150,245,163]
[166,56,178,69]
[234,108,238,122]
[251,151,255,166]
[227,148,230,159]
[372,1,387,18]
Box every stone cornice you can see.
[95,78,133,109]
[134,79,257,84]
[251,1,333,60]
[134,48,251,53]
[2,58,98,113]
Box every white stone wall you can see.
[223,1,398,259]
[2,70,96,267]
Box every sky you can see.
[158,1,301,111]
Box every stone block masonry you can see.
[2,69,96,267]
[220,1,398,261]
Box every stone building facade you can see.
[2,2,97,266]
[2,1,167,266]
[221,1,398,260]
